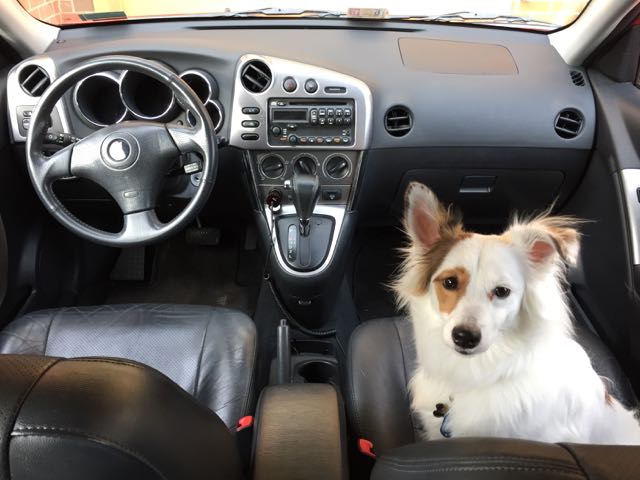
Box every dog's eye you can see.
[493,286,511,299]
[442,277,458,290]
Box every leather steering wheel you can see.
[26,55,217,247]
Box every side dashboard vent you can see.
[18,64,50,96]
[240,60,272,93]
[384,106,412,137]
[570,70,585,86]
[554,109,584,139]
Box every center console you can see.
[230,55,372,324]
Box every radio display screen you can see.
[272,109,308,122]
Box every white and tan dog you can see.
[394,182,640,444]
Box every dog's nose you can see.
[452,325,481,349]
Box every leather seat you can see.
[0,354,242,480]
[0,304,256,429]
[348,314,638,456]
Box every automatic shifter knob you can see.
[292,173,320,236]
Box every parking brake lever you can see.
[291,173,320,236]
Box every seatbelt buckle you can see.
[236,415,254,432]
[358,438,376,458]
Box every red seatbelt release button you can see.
[358,438,376,458]
[236,415,254,432]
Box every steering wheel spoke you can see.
[166,123,209,156]
[118,209,163,244]
[32,145,74,185]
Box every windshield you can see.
[18,0,590,30]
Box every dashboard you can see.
[6,20,596,234]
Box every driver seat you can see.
[0,304,256,430]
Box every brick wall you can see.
[18,0,94,25]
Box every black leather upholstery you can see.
[0,355,241,480]
[348,316,637,456]
[0,304,256,429]
[371,438,640,480]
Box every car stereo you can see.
[268,98,355,146]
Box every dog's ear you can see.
[508,216,581,269]
[404,182,453,251]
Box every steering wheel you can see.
[26,55,217,247]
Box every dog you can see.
[393,182,640,444]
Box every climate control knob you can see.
[294,156,317,175]
[288,134,298,144]
[325,155,350,179]
[260,155,286,179]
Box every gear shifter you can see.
[292,173,320,236]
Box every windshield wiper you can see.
[390,11,558,28]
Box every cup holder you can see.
[295,360,338,386]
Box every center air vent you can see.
[240,60,272,93]
[18,64,50,97]
[554,109,584,139]
[385,106,412,137]
[570,70,585,87]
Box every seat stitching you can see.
[558,443,592,480]
[240,315,258,418]
[393,317,416,437]
[380,456,582,470]
[192,312,211,398]
[379,464,583,477]
[3,357,61,479]
[12,426,168,480]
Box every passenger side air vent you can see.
[554,109,584,139]
[384,106,412,137]
[570,70,585,87]
[18,64,51,97]
[240,60,272,93]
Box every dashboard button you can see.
[318,108,326,116]
[300,137,308,144]
[308,137,316,144]
[336,117,343,125]
[316,137,324,144]
[344,117,352,125]
[325,137,333,143]
[242,107,260,114]
[241,133,259,140]
[304,79,318,93]
[327,108,335,116]
[342,137,351,143]
[322,190,342,201]
[319,118,326,126]
[333,137,341,144]
[288,134,298,144]
[335,108,343,117]
[327,118,335,126]
[242,120,259,128]
[271,126,282,136]
[22,118,30,130]
[344,108,352,116]
[283,77,297,92]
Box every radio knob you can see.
[304,79,318,93]
[271,126,282,136]
[283,77,297,92]
[288,134,299,144]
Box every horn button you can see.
[100,132,140,170]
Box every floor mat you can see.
[351,228,404,321]
[105,229,261,316]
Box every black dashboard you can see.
[6,19,595,230]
